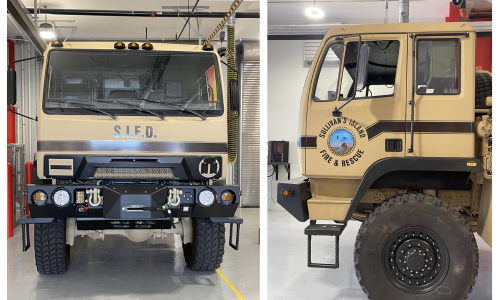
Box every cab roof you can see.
[45,41,214,54]
[325,22,476,39]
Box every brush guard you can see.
[305,220,346,269]
[210,216,243,250]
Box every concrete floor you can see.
[267,202,492,300]
[8,208,259,300]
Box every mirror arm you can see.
[220,59,238,77]
[8,55,43,70]
[332,34,362,117]
[8,105,37,121]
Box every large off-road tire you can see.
[34,219,70,274]
[475,72,492,109]
[355,193,478,300]
[182,218,225,271]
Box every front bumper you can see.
[277,177,311,222]
[27,184,240,220]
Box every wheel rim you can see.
[383,227,449,293]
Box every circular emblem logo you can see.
[327,127,356,156]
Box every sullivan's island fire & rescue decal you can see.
[318,117,366,167]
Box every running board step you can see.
[305,221,346,269]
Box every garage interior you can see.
[267,0,491,299]
[7,1,260,299]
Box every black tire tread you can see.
[354,193,479,300]
[475,73,492,109]
[34,219,69,274]
[185,218,225,271]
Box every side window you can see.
[340,40,400,100]
[313,43,344,101]
[416,39,460,95]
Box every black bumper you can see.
[26,184,240,221]
[277,177,311,222]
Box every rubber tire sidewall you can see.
[356,195,477,300]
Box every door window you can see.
[313,43,344,101]
[416,39,460,95]
[340,40,400,100]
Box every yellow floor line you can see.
[216,269,246,300]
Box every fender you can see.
[344,157,483,221]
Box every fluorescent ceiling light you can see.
[305,7,324,19]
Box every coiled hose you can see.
[226,24,238,164]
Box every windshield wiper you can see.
[100,100,165,120]
[140,98,207,120]
[46,100,116,119]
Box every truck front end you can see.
[21,41,242,274]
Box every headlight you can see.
[198,189,216,207]
[31,190,48,206]
[221,191,236,206]
[52,188,71,207]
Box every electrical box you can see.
[268,141,289,163]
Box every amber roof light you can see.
[128,42,139,50]
[51,40,63,47]
[114,42,125,49]
[142,43,153,50]
[202,44,214,51]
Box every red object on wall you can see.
[7,106,16,144]
[8,39,14,70]
[7,40,16,144]
[7,163,13,238]
[25,162,33,216]
[476,36,492,73]
[445,3,460,22]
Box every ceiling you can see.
[268,0,492,32]
[8,0,260,46]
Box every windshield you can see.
[43,50,223,117]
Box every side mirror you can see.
[7,69,16,106]
[230,78,239,113]
[355,43,370,91]
[218,47,226,58]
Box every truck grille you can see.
[93,167,175,179]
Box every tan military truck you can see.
[9,40,242,274]
[278,22,491,299]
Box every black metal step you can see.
[305,221,347,269]
[304,223,344,236]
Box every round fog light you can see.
[32,190,48,206]
[199,189,216,207]
[221,191,236,206]
[52,188,71,207]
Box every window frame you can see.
[311,41,344,102]
[415,38,461,96]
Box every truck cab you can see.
[278,22,491,299]
[20,40,242,274]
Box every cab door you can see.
[406,33,475,158]
[305,34,408,179]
